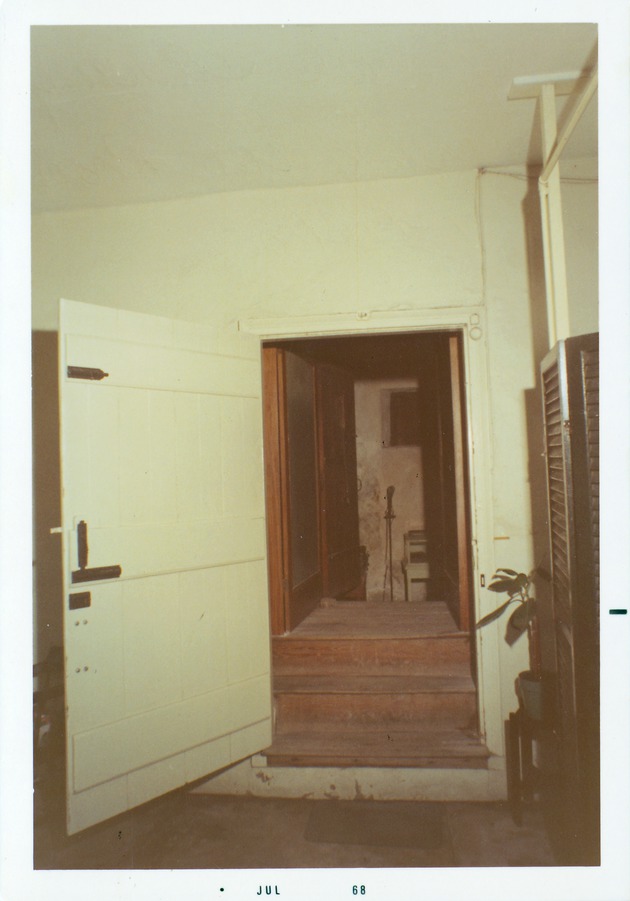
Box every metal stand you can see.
[382,486,395,602]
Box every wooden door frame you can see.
[396,332,471,628]
[449,332,473,632]
[247,307,503,755]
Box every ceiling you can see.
[30,23,598,213]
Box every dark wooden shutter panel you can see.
[541,332,599,865]
[542,355,573,628]
[581,348,600,612]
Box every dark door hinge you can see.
[67,366,109,381]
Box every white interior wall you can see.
[559,158,599,336]
[31,170,482,332]
[477,161,597,674]
[31,161,598,731]
[31,165,597,337]
[478,167,549,681]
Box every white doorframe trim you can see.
[240,306,504,757]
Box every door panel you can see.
[60,299,271,834]
[285,351,321,591]
[283,350,323,629]
[262,348,286,635]
[262,347,323,633]
[317,363,361,598]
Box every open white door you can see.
[58,299,271,834]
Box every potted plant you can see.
[476,568,544,719]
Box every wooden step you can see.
[263,729,490,769]
[274,674,475,693]
[269,601,478,764]
[274,674,477,733]
[272,635,470,676]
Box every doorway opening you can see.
[263,329,474,634]
[261,330,484,768]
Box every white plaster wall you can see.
[354,379,424,603]
[560,158,599,336]
[31,170,482,332]
[477,169,547,683]
[31,162,598,757]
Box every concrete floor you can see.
[33,674,562,872]
[35,773,558,870]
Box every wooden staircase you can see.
[263,602,490,769]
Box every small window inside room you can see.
[384,388,421,447]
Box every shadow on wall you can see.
[32,331,63,667]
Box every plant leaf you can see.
[492,572,528,593]
[488,577,520,594]
[514,572,529,590]
[505,598,535,646]
[476,598,514,629]
[496,568,519,577]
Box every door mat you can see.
[304,801,445,849]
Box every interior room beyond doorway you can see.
[262,330,473,638]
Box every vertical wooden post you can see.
[539,83,571,349]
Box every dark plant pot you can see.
[517,670,544,720]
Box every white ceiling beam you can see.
[539,66,598,185]
[539,82,570,347]
[508,70,591,101]
[509,68,598,349]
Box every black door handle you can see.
[77,519,88,570]
[72,520,122,583]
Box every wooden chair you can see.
[402,530,429,602]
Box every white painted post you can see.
[538,83,571,349]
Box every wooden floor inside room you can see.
[264,601,490,770]
[288,599,464,639]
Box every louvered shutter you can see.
[541,332,599,865]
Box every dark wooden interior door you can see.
[421,333,472,630]
[263,346,323,634]
[316,362,362,599]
